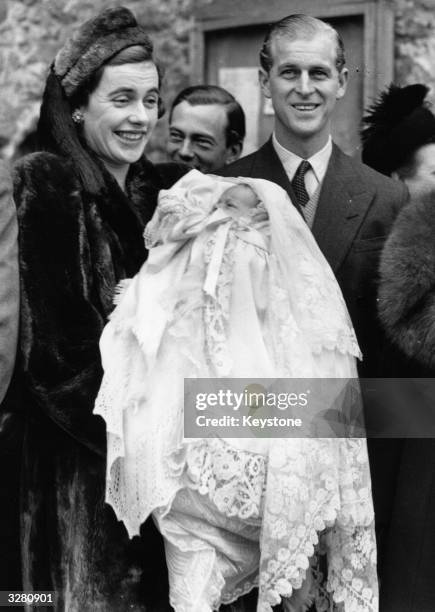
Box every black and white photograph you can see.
[1,1,435,610]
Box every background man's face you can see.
[260,31,348,152]
[167,101,234,172]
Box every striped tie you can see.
[291,160,311,207]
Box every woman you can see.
[13,7,186,610]
[362,83,435,611]
[362,84,435,358]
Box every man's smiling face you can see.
[167,101,232,173]
[260,31,348,155]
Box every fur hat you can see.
[54,6,153,98]
[361,84,435,176]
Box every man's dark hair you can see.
[259,14,346,74]
[169,85,246,147]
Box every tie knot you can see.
[295,160,311,177]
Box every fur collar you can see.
[378,191,435,369]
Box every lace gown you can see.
[95,170,378,612]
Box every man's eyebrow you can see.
[109,86,160,95]
[277,62,331,70]
[277,62,298,70]
[192,133,216,142]
[109,87,134,95]
[168,126,217,143]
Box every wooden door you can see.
[192,0,394,157]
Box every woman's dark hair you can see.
[37,45,163,194]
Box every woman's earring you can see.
[71,109,84,124]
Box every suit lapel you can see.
[312,144,375,273]
[252,139,303,216]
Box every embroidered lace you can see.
[94,170,377,611]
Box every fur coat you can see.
[377,192,435,612]
[13,151,186,611]
[378,192,435,372]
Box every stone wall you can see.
[1,0,435,160]
[395,0,435,105]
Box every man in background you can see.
[167,85,245,173]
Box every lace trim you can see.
[171,438,377,612]
[182,439,267,521]
[166,546,225,612]
[174,439,377,612]
[144,193,195,248]
[202,230,236,375]
[95,172,376,611]
[155,481,260,611]
[220,579,259,607]
[266,198,362,362]
[168,558,259,611]
[259,439,377,612]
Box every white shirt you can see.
[272,133,333,198]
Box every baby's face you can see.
[217,184,260,219]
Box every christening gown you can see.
[94,170,378,612]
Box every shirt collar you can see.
[272,133,333,183]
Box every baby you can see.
[95,170,377,612]
[216,183,262,220]
[157,182,268,247]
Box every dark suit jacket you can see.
[220,139,410,610]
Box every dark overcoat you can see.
[13,151,186,611]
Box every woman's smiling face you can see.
[80,60,159,175]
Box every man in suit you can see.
[167,85,245,173]
[220,13,408,608]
